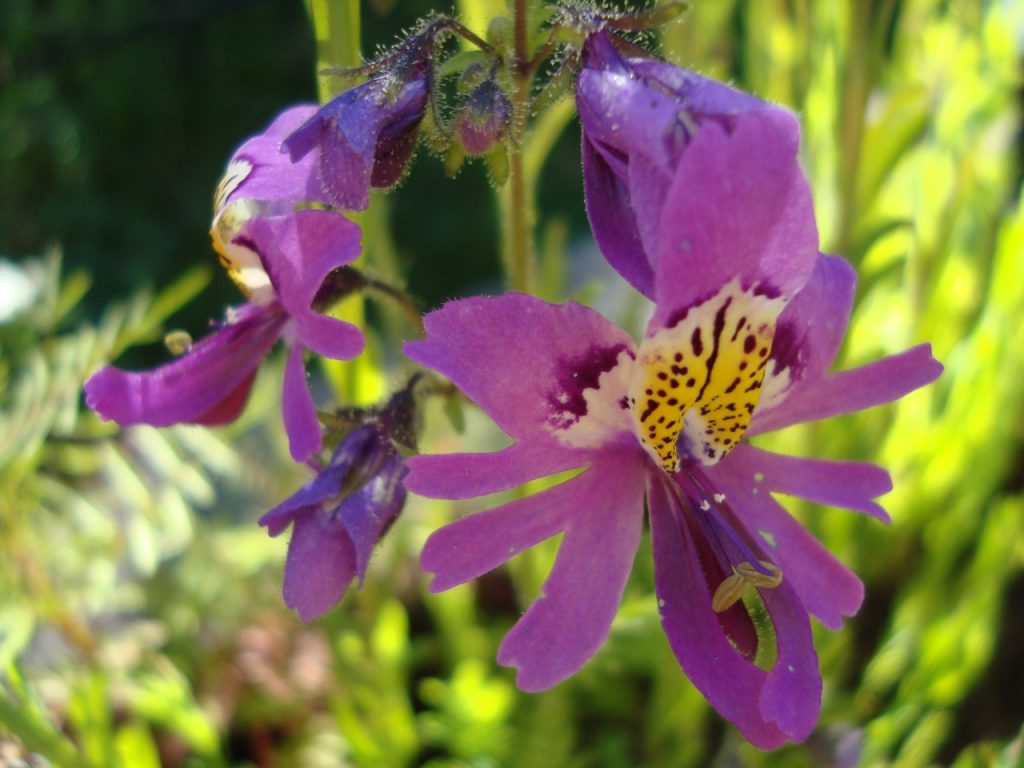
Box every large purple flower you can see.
[260,420,408,621]
[577,31,799,298]
[85,209,365,463]
[283,39,432,212]
[403,117,941,747]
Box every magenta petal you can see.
[283,509,357,621]
[496,455,645,691]
[727,445,892,521]
[421,470,593,592]
[648,472,819,747]
[84,309,282,427]
[749,344,943,436]
[222,105,326,211]
[767,254,856,391]
[194,371,257,426]
[292,311,366,361]
[405,440,586,500]
[650,112,818,326]
[281,343,321,462]
[705,460,865,631]
[581,138,654,298]
[244,210,362,311]
[755,577,823,741]
[405,294,635,442]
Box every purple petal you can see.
[282,343,321,462]
[649,111,818,328]
[405,439,586,500]
[421,462,623,592]
[193,371,257,426]
[726,444,892,521]
[648,472,820,747]
[748,344,943,436]
[705,460,865,631]
[765,253,857,396]
[259,462,348,536]
[84,308,283,427]
[576,67,684,171]
[282,508,357,621]
[581,138,654,298]
[242,210,366,361]
[627,60,771,118]
[220,105,327,211]
[496,454,646,690]
[338,455,407,581]
[284,83,382,210]
[405,294,635,443]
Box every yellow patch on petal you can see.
[629,280,786,471]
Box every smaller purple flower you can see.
[576,31,800,298]
[85,210,365,463]
[283,39,432,211]
[455,79,510,156]
[259,391,414,621]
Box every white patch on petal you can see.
[757,362,793,414]
[213,159,253,216]
[547,348,636,450]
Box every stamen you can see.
[164,330,193,356]
[699,499,710,511]
[712,561,783,613]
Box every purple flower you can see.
[283,42,432,211]
[403,116,941,746]
[85,209,365,463]
[577,31,800,298]
[259,400,412,620]
[455,79,510,156]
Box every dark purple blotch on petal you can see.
[546,343,629,425]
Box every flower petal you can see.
[748,344,943,436]
[217,105,325,212]
[765,254,856,391]
[282,508,357,621]
[650,111,818,328]
[648,472,820,747]
[496,455,646,691]
[282,343,321,462]
[705,459,865,631]
[405,294,636,445]
[727,444,892,521]
[84,308,282,427]
[421,470,589,593]
[581,138,654,297]
[405,439,586,500]
[259,463,348,536]
[338,454,407,581]
[242,210,366,360]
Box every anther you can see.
[711,560,783,613]
[699,499,711,511]
[164,330,193,356]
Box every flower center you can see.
[629,279,786,471]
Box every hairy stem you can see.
[503,0,536,292]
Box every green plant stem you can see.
[503,0,536,292]
[307,0,361,101]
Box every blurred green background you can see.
[1,0,1023,766]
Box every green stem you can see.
[502,0,536,292]
[307,0,361,101]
